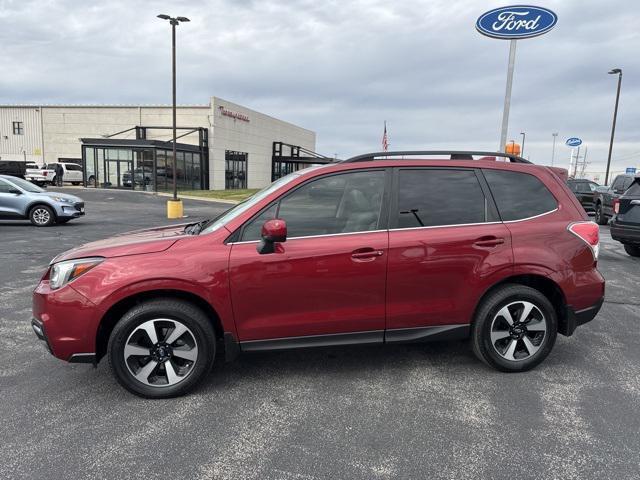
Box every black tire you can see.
[595,203,608,225]
[471,284,557,372]
[108,299,216,398]
[29,204,56,227]
[624,245,640,257]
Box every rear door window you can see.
[394,169,487,228]
[483,169,557,221]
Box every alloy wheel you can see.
[32,208,51,225]
[489,301,547,362]
[124,318,199,387]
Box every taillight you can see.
[568,221,600,260]
[613,199,620,214]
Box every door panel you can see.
[0,180,25,217]
[229,231,388,341]
[386,224,513,329]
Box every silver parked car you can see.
[0,175,85,226]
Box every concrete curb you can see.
[51,185,240,205]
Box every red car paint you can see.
[33,158,605,363]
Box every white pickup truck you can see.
[25,162,56,186]
[45,162,84,185]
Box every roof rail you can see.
[343,150,531,164]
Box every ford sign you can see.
[566,138,582,147]
[476,5,558,40]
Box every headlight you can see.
[49,257,104,290]
[51,196,74,203]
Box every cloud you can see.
[0,0,638,175]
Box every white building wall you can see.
[0,106,43,162]
[40,106,211,164]
[1,101,316,190]
[210,97,316,190]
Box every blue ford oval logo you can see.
[476,5,558,39]
[566,137,583,147]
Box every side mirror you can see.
[257,219,287,254]
[9,189,22,195]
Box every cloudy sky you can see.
[1,0,638,177]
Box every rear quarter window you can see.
[625,180,640,196]
[483,169,557,221]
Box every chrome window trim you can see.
[503,208,558,223]
[229,229,387,245]
[228,208,559,244]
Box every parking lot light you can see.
[157,14,190,218]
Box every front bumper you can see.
[561,296,604,336]
[611,220,640,245]
[54,201,85,219]
[33,281,98,362]
[31,318,52,353]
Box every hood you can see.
[53,224,189,263]
[38,191,84,203]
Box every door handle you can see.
[473,236,505,248]
[351,248,384,260]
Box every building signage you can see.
[219,106,250,122]
[626,167,637,175]
[565,137,582,147]
[476,6,558,39]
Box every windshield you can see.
[6,176,45,193]
[200,172,301,234]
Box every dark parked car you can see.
[594,174,635,225]
[0,160,27,178]
[32,151,604,398]
[611,177,640,257]
[567,179,599,212]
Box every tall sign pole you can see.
[499,40,517,152]
[476,6,558,153]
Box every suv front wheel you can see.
[108,299,216,398]
[471,284,557,372]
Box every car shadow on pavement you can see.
[196,340,483,392]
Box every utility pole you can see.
[605,68,622,185]
[551,132,558,166]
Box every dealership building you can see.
[0,97,330,191]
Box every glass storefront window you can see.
[226,151,248,189]
[81,144,204,191]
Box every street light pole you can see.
[158,14,190,217]
[551,132,558,166]
[520,131,526,158]
[605,68,622,186]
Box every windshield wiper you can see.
[184,219,209,235]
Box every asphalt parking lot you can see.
[1,187,639,479]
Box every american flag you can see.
[382,121,388,151]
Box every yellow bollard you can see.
[167,199,184,219]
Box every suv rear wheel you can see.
[624,245,640,257]
[108,299,216,398]
[471,284,557,372]
[595,203,608,225]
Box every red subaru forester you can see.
[32,151,605,398]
